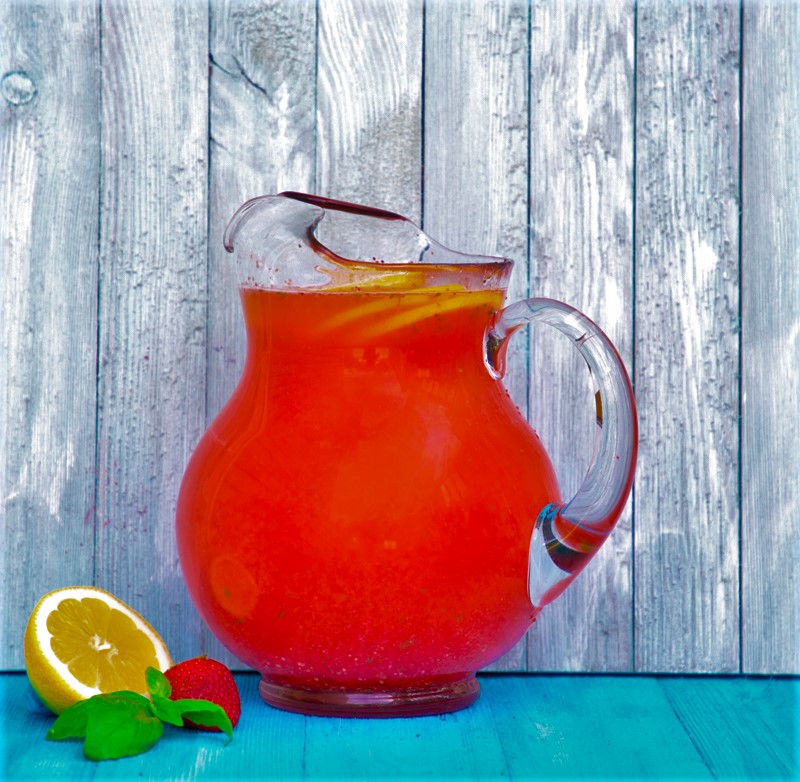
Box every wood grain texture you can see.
[316,0,423,218]
[423,0,530,671]
[95,0,209,664]
[658,676,798,778]
[205,0,317,665]
[485,674,712,779]
[2,0,799,676]
[741,0,800,675]
[301,694,511,779]
[526,0,635,672]
[7,672,795,779]
[1,1,100,668]
[634,0,741,672]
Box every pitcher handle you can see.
[486,298,638,609]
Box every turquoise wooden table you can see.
[2,672,795,780]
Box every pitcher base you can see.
[258,675,480,718]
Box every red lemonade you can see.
[176,284,560,704]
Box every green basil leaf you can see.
[47,699,92,741]
[82,695,163,761]
[149,692,185,727]
[173,698,233,742]
[48,691,151,742]
[145,667,171,699]
[97,691,153,708]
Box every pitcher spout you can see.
[223,192,512,293]
[223,195,328,290]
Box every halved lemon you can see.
[24,586,172,714]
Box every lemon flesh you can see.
[24,586,172,714]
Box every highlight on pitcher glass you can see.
[176,193,637,717]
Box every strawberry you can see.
[164,657,241,730]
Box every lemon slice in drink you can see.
[325,270,429,292]
[359,290,502,339]
[24,586,172,714]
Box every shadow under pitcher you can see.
[175,193,638,717]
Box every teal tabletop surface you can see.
[1,672,796,781]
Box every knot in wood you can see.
[2,70,36,105]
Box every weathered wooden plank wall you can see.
[207,0,317,661]
[2,0,798,675]
[525,0,636,673]
[2,0,100,664]
[635,0,741,673]
[95,0,210,665]
[741,0,800,674]
[424,0,530,671]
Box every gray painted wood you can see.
[316,0,423,219]
[94,0,209,665]
[423,0,531,671]
[741,0,800,675]
[205,0,318,666]
[526,0,635,672]
[2,0,799,675]
[1,1,100,668]
[634,0,741,672]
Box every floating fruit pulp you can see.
[176,282,560,692]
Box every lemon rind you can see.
[25,586,171,711]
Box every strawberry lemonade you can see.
[176,192,639,716]
[176,275,560,714]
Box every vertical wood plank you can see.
[316,0,423,219]
[96,0,209,664]
[205,0,317,666]
[634,0,740,672]
[0,1,99,668]
[2,0,796,678]
[527,0,635,672]
[423,0,530,671]
[741,0,800,674]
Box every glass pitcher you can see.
[176,193,637,717]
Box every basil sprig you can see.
[47,667,233,761]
